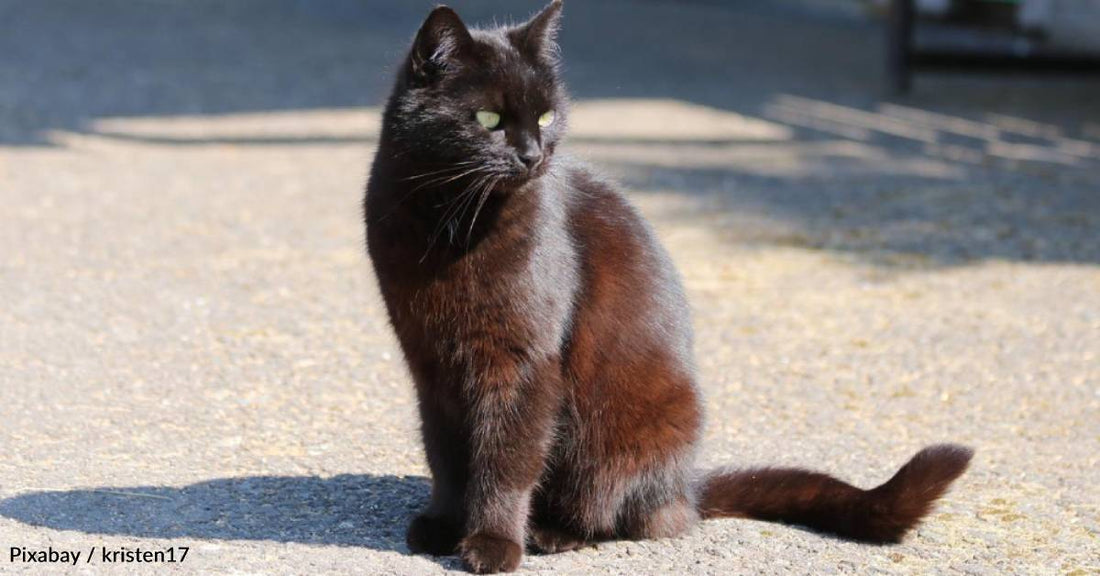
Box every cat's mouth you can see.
[497,161,550,191]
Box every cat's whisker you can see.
[444,185,479,245]
[458,175,496,246]
[400,160,479,182]
[434,172,489,209]
[450,175,486,221]
[420,177,486,261]
[464,175,499,246]
[377,166,486,223]
[411,165,486,193]
[378,175,466,222]
[427,170,500,257]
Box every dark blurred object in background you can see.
[883,0,1100,92]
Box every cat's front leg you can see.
[458,357,562,574]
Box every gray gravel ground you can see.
[1,0,1098,574]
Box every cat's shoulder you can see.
[550,158,643,223]
[547,158,629,212]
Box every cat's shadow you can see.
[0,474,429,551]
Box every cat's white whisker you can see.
[411,165,486,193]
[400,160,479,182]
[464,176,499,246]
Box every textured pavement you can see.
[1,0,1098,574]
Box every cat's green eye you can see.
[538,110,556,128]
[476,110,501,130]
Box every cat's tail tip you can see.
[867,443,974,542]
[698,443,974,544]
[885,443,974,494]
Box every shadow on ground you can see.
[0,475,428,550]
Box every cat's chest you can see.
[404,232,575,363]
[417,233,572,328]
[372,183,578,348]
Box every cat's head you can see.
[386,1,567,191]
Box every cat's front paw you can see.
[406,514,462,556]
[459,532,523,574]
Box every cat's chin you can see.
[497,165,551,193]
[495,176,534,193]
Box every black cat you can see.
[363,2,973,573]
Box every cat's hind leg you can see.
[619,494,699,540]
[528,521,589,554]
[613,465,700,541]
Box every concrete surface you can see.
[1,0,1098,574]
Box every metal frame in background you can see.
[887,0,1100,93]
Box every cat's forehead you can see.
[468,29,553,86]
[470,28,523,61]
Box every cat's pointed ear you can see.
[408,6,473,79]
[510,0,563,62]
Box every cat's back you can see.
[559,160,695,369]
[562,161,687,299]
[554,160,701,465]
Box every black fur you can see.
[363,3,973,573]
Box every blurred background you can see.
[1,1,1097,574]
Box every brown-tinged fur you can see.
[698,444,974,543]
[363,3,974,573]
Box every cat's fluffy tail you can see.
[696,444,973,543]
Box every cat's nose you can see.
[517,150,543,171]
